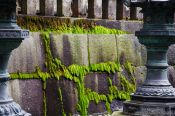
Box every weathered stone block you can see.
[85,73,98,92]
[9,79,43,116]
[134,66,146,87]
[63,0,72,17]
[8,32,45,73]
[45,79,60,116]
[46,78,78,115]
[50,34,89,66]
[94,0,102,18]
[88,102,106,114]
[168,66,175,88]
[168,44,175,65]
[117,34,145,66]
[88,34,118,64]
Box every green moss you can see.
[58,88,66,116]
[43,90,47,116]
[17,16,128,34]
[89,61,122,73]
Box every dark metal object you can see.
[0,0,31,115]
[123,0,175,115]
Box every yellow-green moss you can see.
[17,15,128,34]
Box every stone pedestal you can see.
[124,101,175,115]
[122,1,175,115]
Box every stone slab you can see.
[168,44,175,65]
[117,34,145,66]
[9,79,43,116]
[46,78,78,115]
[45,79,60,116]
[134,66,146,87]
[88,34,118,64]
[88,102,106,114]
[8,32,45,73]
[50,34,89,66]
[168,66,175,88]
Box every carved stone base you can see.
[123,101,175,116]
[0,100,31,116]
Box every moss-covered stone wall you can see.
[7,32,148,116]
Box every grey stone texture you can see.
[46,78,78,115]
[134,66,146,87]
[40,0,55,15]
[88,34,118,64]
[168,66,175,87]
[117,34,146,66]
[9,79,43,116]
[50,34,89,66]
[8,32,45,73]
[22,0,37,15]
[168,44,175,65]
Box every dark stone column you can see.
[57,0,63,17]
[40,0,54,16]
[116,0,124,20]
[72,0,79,17]
[88,0,95,18]
[130,6,137,20]
[102,0,109,19]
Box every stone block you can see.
[46,78,78,115]
[9,79,43,116]
[134,66,146,87]
[79,0,88,17]
[50,34,88,66]
[88,102,106,114]
[108,0,116,19]
[117,34,145,66]
[8,32,45,73]
[63,0,72,17]
[94,0,102,18]
[45,79,60,116]
[167,44,175,65]
[85,73,98,92]
[168,66,175,88]
[59,78,78,114]
[88,34,118,64]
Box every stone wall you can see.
[7,32,175,116]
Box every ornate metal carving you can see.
[134,86,175,96]
[0,30,29,39]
